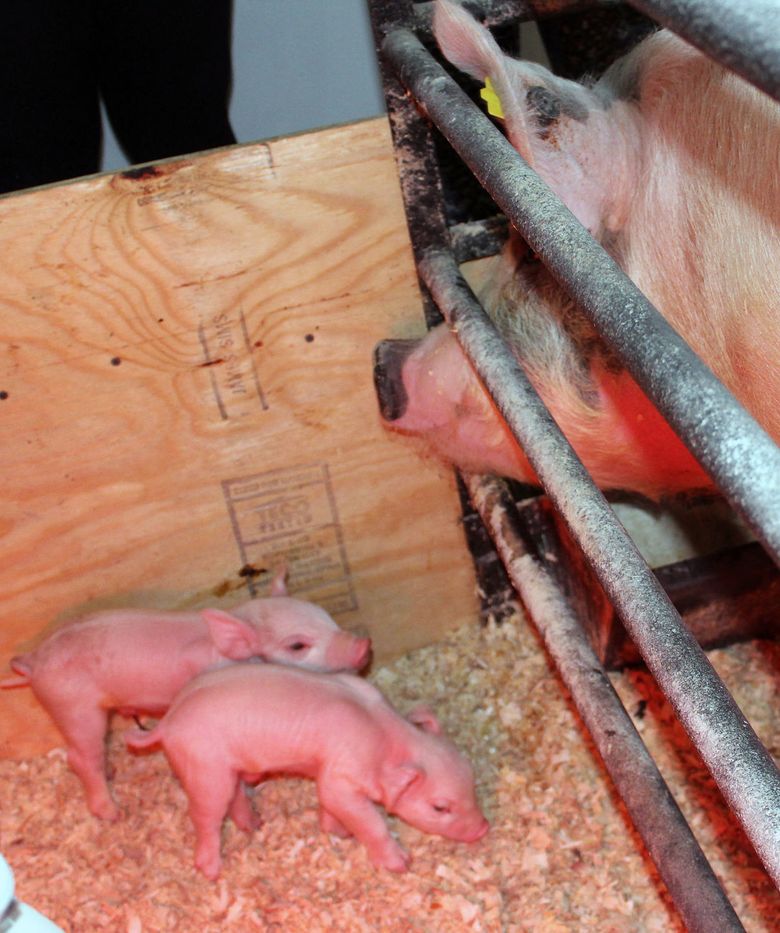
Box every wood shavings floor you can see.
[1,614,778,931]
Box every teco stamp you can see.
[222,462,357,615]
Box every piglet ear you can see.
[406,705,442,735]
[383,762,425,811]
[202,609,261,660]
[269,564,288,597]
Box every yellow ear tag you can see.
[480,78,505,120]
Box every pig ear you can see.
[269,564,288,597]
[434,0,537,167]
[435,2,610,233]
[383,762,425,811]
[202,609,260,660]
[406,705,443,735]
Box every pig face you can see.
[384,706,489,843]
[204,598,371,673]
[376,1,778,499]
[375,317,538,483]
[375,0,647,490]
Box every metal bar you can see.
[411,0,620,41]
[450,215,508,263]
[626,0,780,103]
[465,472,746,933]
[455,472,520,620]
[381,25,780,569]
[414,0,780,103]
[367,0,450,329]
[417,247,780,888]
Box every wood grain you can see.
[0,119,479,757]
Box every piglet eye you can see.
[432,803,451,814]
[287,641,308,652]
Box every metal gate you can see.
[367,2,780,929]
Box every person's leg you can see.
[0,1,100,193]
[99,0,236,166]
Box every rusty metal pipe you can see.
[464,471,746,933]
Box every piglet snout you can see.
[325,632,372,672]
[352,636,372,670]
[464,817,490,843]
[443,814,490,844]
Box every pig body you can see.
[1,576,370,820]
[126,662,488,879]
[376,0,780,498]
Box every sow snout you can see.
[374,338,420,422]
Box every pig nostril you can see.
[374,339,418,421]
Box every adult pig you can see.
[1,570,370,820]
[375,0,780,498]
[126,662,488,879]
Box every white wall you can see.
[101,0,385,172]
[100,2,549,174]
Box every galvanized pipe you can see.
[627,0,780,103]
[413,0,780,103]
[381,25,780,569]
[411,0,618,40]
[418,247,780,888]
[464,471,746,933]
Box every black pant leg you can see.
[98,0,236,165]
[0,2,101,193]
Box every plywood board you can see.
[0,119,479,757]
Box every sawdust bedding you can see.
[1,612,778,932]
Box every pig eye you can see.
[432,803,451,814]
[526,85,561,129]
[285,640,310,653]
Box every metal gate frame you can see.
[367,2,780,929]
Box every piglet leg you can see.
[173,764,238,879]
[50,707,118,821]
[228,781,260,833]
[317,779,411,872]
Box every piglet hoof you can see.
[233,809,261,834]
[195,851,222,881]
[229,793,260,834]
[90,798,121,822]
[370,841,412,873]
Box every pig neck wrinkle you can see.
[380,713,431,770]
